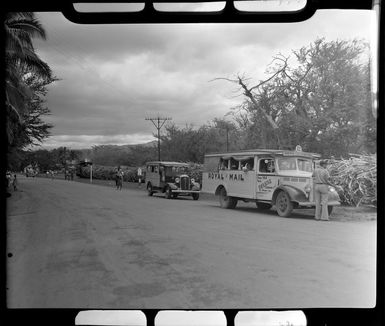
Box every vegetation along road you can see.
[7,175,376,308]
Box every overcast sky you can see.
[33,7,372,150]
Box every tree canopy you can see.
[225,38,375,157]
[5,12,55,158]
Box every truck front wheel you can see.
[147,183,153,196]
[219,188,237,209]
[165,187,172,199]
[275,191,293,217]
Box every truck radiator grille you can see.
[180,176,190,190]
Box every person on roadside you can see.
[312,159,333,221]
[137,167,143,188]
[12,174,18,191]
[116,166,124,190]
[6,171,12,188]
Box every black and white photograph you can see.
[5,0,379,318]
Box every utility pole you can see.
[225,126,229,152]
[145,116,172,161]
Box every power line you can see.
[145,116,172,161]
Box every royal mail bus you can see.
[201,148,340,217]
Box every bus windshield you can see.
[277,158,313,172]
[277,158,297,171]
[298,158,313,172]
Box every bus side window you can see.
[222,159,230,170]
[259,160,267,173]
[230,158,238,170]
[242,158,254,171]
[219,158,226,170]
[259,159,275,173]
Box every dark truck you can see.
[145,161,200,200]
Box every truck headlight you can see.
[175,177,180,183]
[328,186,337,192]
[304,184,312,193]
[191,178,195,183]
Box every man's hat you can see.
[319,159,328,166]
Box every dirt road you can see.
[6,176,376,308]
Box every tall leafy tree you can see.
[226,38,375,157]
[5,12,53,149]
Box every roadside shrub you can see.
[78,164,143,182]
[327,154,377,207]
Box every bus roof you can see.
[146,161,190,167]
[204,149,321,159]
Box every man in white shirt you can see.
[137,167,143,188]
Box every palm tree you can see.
[4,12,52,147]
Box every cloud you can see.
[33,9,371,149]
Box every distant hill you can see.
[74,140,158,166]
[75,140,157,152]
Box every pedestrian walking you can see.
[12,174,18,191]
[312,159,333,221]
[6,171,12,188]
[137,167,143,188]
[116,166,124,190]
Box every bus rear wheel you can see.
[219,188,237,209]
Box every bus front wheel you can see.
[275,191,293,217]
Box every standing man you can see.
[116,166,124,191]
[6,171,12,188]
[312,159,332,221]
[137,166,143,188]
[12,174,18,191]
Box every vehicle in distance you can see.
[145,161,200,200]
[201,147,340,217]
